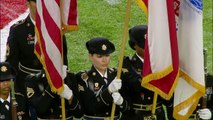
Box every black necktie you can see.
[3,101,10,110]
[103,77,108,85]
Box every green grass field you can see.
[66,0,213,75]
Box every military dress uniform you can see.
[0,99,12,120]
[77,66,130,120]
[121,54,171,120]
[0,62,24,120]
[76,37,132,120]
[120,25,172,120]
[6,15,68,117]
[25,71,82,119]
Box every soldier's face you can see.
[135,45,144,59]
[89,53,110,74]
[0,80,11,96]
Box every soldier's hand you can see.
[197,108,212,120]
[62,65,68,79]
[59,84,73,100]
[108,77,121,93]
[112,92,123,105]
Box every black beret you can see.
[0,62,16,81]
[86,37,115,55]
[129,25,147,50]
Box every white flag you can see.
[173,0,205,119]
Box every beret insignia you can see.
[102,44,107,51]
[1,66,7,72]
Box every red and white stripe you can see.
[35,0,78,93]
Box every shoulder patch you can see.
[27,87,34,98]
[78,84,84,91]
[122,68,129,73]
[81,72,88,81]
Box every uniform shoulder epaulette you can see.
[12,19,26,28]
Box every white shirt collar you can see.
[94,67,108,78]
[0,94,11,103]
[136,53,144,63]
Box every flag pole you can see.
[59,0,66,120]
[202,48,208,108]
[110,0,131,119]
[152,92,158,114]
[11,79,18,120]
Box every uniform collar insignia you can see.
[92,72,96,76]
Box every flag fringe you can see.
[34,27,64,94]
[62,24,79,32]
[142,65,179,100]
[135,0,148,17]
[173,70,205,119]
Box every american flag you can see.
[35,0,78,93]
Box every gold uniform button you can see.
[106,112,109,115]
[148,97,151,100]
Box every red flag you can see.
[137,0,179,100]
[35,0,78,93]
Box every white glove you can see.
[62,65,67,79]
[59,84,73,100]
[197,108,212,120]
[108,78,121,93]
[112,92,123,105]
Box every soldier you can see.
[25,69,82,119]
[121,25,172,120]
[6,0,68,118]
[76,37,131,120]
[0,62,26,120]
[189,74,212,120]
